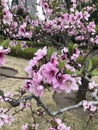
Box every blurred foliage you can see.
[77,55,98,69]
[90,0,98,24]
[0,38,55,59]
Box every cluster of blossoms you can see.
[23,46,80,97]
[48,118,70,130]
[0,91,13,102]
[83,101,97,112]
[88,81,98,90]
[39,0,53,19]
[22,123,38,130]
[0,0,98,48]
[0,108,13,128]
[2,7,13,25]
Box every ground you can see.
[0,55,98,130]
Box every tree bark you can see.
[76,77,89,103]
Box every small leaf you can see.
[95,23,98,33]
[58,60,65,70]
[63,67,72,74]
[87,59,93,72]
[47,47,55,58]
[89,67,98,76]
[77,66,84,75]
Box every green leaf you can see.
[47,47,55,58]
[87,59,93,72]
[95,23,98,33]
[1,39,10,47]
[89,67,98,76]
[0,90,4,96]
[77,66,84,75]
[63,67,72,74]
[58,60,65,70]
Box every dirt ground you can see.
[0,55,98,130]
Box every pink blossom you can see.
[75,36,84,41]
[22,123,28,130]
[20,41,28,50]
[32,123,38,130]
[75,47,80,55]
[71,48,80,61]
[88,81,97,90]
[4,91,13,101]
[61,47,68,54]
[25,58,38,76]
[39,62,58,84]
[24,73,43,96]
[9,40,18,47]
[4,115,14,125]
[52,74,65,93]
[1,0,8,7]
[48,118,71,130]
[83,11,90,21]
[32,72,42,84]
[50,53,58,66]
[75,11,83,20]
[83,101,90,111]
[95,35,98,44]
[0,119,4,128]
[23,80,31,92]
[61,74,78,94]
[35,46,47,60]
[78,63,82,68]
[65,64,75,72]
[10,22,18,30]
[87,21,96,33]
[90,37,94,44]
[70,7,75,12]
[0,46,10,67]
[3,8,13,25]
[61,47,68,60]
[0,108,13,128]
[72,0,76,3]
[18,23,27,37]
[20,102,25,109]
[40,1,49,10]
[56,118,62,125]
[29,84,44,97]
[32,20,39,27]
[90,105,97,112]
[25,31,32,39]
[83,101,96,112]
[26,101,31,108]
[52,74,78,94]
[45,9,53,19]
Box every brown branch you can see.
[0,72,31,80]
[2,91,98,117]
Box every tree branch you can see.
[0,72,31,80]
[5,93,98,117]
[91,89,98,101]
